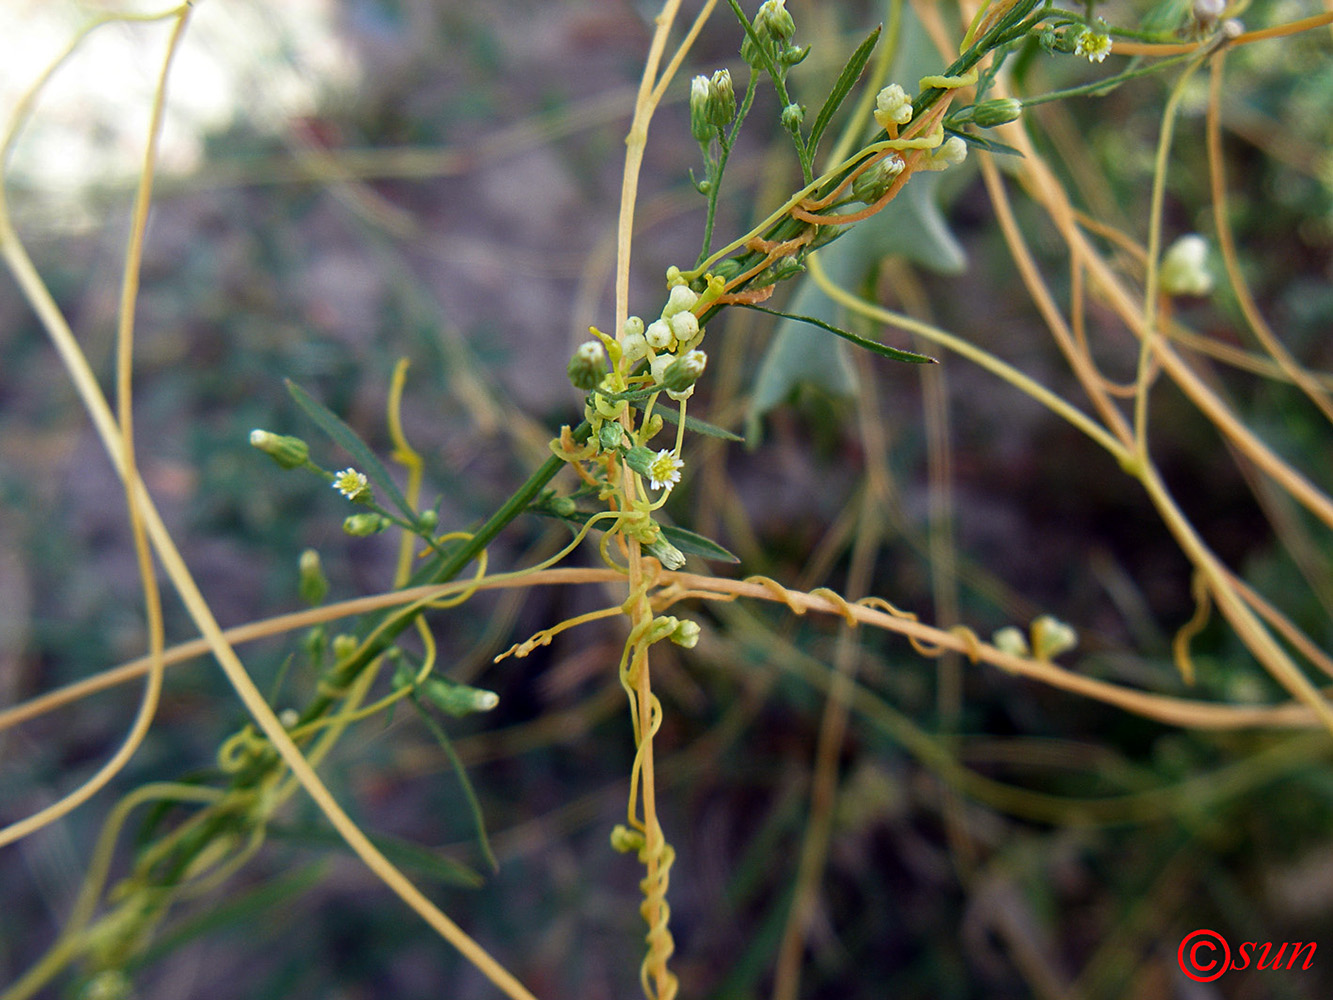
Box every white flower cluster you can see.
[621,282,708,401]
[873,83,913,131]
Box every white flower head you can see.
[1160,234,1214,297]
[333,467,370,501]
[920,135,968,172]
[662,283,699,318]
[645,318,674,351]
[646,449,684,491]
[622,330,650,368]
[873,83,912,130]
[1074,27,1112,63]
[669,310,699,343]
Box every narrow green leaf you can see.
[741,304,937,364]
[286,379,417,523]
[660,523,741,563]
[655,405,745,442]
[269,823,485,888]
[410,697,498,873]
[808,24,881,158]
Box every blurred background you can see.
[3,1,1333,998]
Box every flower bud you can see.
[689,75,713,143]
[567,339,607,390]
[647,537,687,569]
[971,98,1023,128]
[623,315,645,339]
[343,512,390,536]
[707,69,736,128]
[992,626,1030,658]
[663,350,707,394]
[781,103,804,131]
[250,429,309,469]
[755,0,795,46]
[743,0,795,63]
[418,676,500,716]
[1159,234,1213,297]
[873,84,912,130]
[332,633,359,661]
[851,154,905,204]
[670,619,701,648]
[298,548,328,606]
[599,421,626,452]
[611,824,645,854]
[1030,615,1078,660]
[669,310,699,344]
[417,509,438,532]
[662,284,699,317]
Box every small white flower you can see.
[873,83,912,130]
[623,315,645,339]
[669,310,699,343]
[622,330,650,367]
[645,319,674,350]
[333,467,369,500]
[645,449,684,491]
[920,135,968,172]
[650,352,673,384]
[1074,27,1112,63]
[1160,234,1214,297]
[662,284,699,317]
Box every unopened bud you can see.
[689,75,713,143]
[646,536,687,570]
[663,350,707,393]
[343,512,391,536]
[331,633,359,661]
[418,676,500,716]
[670,619,701,648]
[250,429,309,469]
[611,824,645,854]
[707,69,736,128]
[298,548,328,606]
[971,98,1023,128]
[755,0,795,46]
[992,626,1030,658]
[568,339,607,390]
[781,103,804,131]
[599,421,626,452]
[851,154,905,203]
[1030,615,1078,660]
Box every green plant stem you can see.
[1019,50,1200,107]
